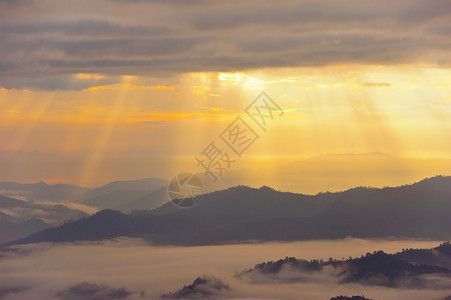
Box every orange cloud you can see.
[122,83,174,90]
[0,87,30,92]
[85,83,174,91]
[76,73,107,80]
[363,82,393,88]
[86,85,114,91]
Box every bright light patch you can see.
[76,73,107,80]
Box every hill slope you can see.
[6,176,451,246]
[0,194,88,244]
[238,242,451,289]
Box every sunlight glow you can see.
[1,66,451,186]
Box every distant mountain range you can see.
[0,194,88,244]
[5,176,451,247]
[3,151,451,199]
[0,181,89,202]
[2,152,450,213]
[0,178,169,213]
[73,178,168,211]
[0,178,168,244]
[202,152,451,194]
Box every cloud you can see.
[0,19,173,37]
[363,82,393,88]
[36,201,98,216]
[161,276,229,299]
[0,190,30,201]
[0,74,121,91]
[0,239,450,300]
[1,0,450,89]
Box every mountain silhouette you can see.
[5,176,451,246]
[199,153,451,194]
[75,178,168,212]
[0,181,88,202]
[239,242,451,288]
[0,178,168,212]
[0,194,88,244]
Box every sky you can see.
[1,0,451,188]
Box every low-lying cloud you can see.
[1,238,451,299]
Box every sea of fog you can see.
[1,238,450,300]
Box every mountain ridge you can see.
[4,176,451,247]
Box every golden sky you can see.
[1,0,450,189]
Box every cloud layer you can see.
[1,0,451,89]
[0,238,450,299]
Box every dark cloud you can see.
[0,20,173,37]
[0,0,450,89]
[161,276,229,299]
[188,0,451,30]
[0,74,119,91]
[53,37,201,57]
[0,0,33,9]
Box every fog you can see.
[1,238,450,299]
